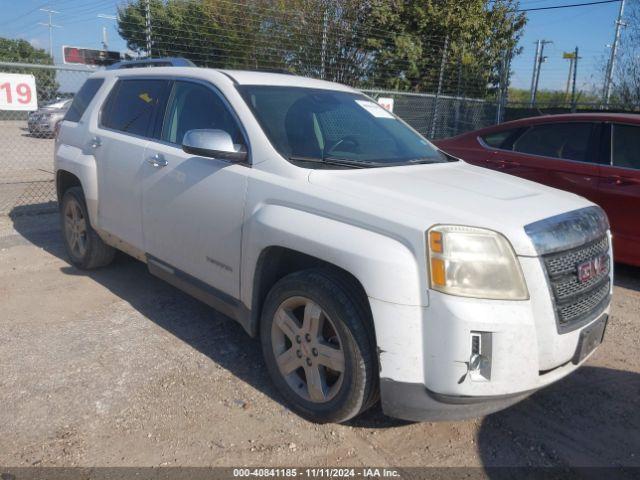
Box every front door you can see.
[93,78,171,250]
[141,80,249,298]
[598,123,640,266]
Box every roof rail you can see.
[106,57,196,70]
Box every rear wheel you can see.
[60,187,115,269]
[260,269,377,423]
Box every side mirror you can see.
[182,129,248,163]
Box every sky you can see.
[0,0,629,95]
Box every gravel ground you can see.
[0,212,638,469]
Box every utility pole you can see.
[431,35,449,139]
[496,48,512,124]
[102,27,108,51]
[571,47,580,112]
[38,8,61,58]
[320,9,328,80]
[563,51,577,105]
[529,40,541,106]
[97,14,117,51]
[603,0,627,108]
[532,40,552,107]
[145,0,152,57]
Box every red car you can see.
[435,113,640,267]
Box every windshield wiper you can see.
[288,155,378,169]
[404,157,448,165]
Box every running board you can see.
[146,255,251,335]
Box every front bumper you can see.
[380,379,532,421]
[28,119,55,133]
[371,255,612,421]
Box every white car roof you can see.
[92,66,358,93]
[219,69,357,92]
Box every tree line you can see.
[117,0,526,98]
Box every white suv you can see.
[54,60,613,423]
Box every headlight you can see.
[427,225,529,300]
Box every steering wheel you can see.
[326,135,360,155]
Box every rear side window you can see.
[481,130,517,148]
[612,124,640,170]
[513,123,593,162]
[101,79,171,137]
[64,78,104,122]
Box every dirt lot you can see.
[1,212,639,470]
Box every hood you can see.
[308,161,593,257]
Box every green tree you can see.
[118,0,284,69]
[0,38,58,101]
[365,0,526,96]
[116,0,526,96]
[508,88,600,107]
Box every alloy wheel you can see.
[63,198,88,259]
[271,296,345,403]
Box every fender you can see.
[241,203,425,309]
[55,140,99,227]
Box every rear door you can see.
[505,122,601,202]
[92,78,171,250]
[598,123,640,265]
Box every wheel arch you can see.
[248,246,373,338]
[54,151,100,227]
[56,170,83,203]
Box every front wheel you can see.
[260,269,378,423]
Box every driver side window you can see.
[162,81,243,147]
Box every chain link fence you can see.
[0,63,93,215]
[363,89,497,140]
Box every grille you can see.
[557,281,610,325]
[545,236,609,276]
[542,235,611,332]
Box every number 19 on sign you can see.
[0,73,38,111]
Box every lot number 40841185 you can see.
[0,73,38,111]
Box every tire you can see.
[60,187,115,269]
[260,268,378,423]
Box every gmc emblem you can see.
[577,254,608,283]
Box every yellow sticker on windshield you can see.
[139,92,152,103]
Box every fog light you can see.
[469,331,492,381]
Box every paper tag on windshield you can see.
[355,100,394,119]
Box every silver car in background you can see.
[27,98,72,137]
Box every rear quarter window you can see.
[612,124,640,170]
[64,78,104,123]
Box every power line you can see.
[516,0,621,13]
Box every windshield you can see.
[238,86,450,167]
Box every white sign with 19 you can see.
[0,73,38,111]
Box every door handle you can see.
[497,160,519,169]
[607,175,639,186]
[146,153,168,168]
[90,136,101,148]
